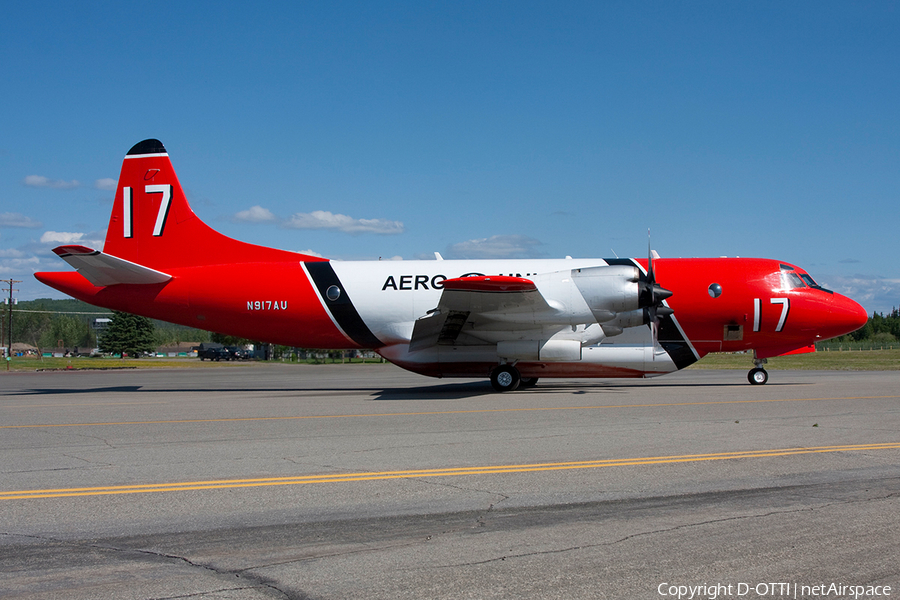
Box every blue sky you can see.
[2,2,898,314]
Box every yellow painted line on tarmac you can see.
[2,395,899,430]
[3,442,899,501]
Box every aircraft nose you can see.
[831,294,869,336]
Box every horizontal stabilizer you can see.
[52,245,172,287]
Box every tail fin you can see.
[103,139,321,269]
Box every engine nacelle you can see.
[572,265,642,319]
[601,309,649,336]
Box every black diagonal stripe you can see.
[656,317,698,370]
[305,262,384,349]
[604,258,698,370]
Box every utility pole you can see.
[2,279,21,371]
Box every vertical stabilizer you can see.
[102,139,321,269]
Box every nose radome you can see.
[832,294,869,336]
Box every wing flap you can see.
[52,245,172,287]
[409,309,471,352]
[409,276,554,351]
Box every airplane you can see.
[36,139,868,391]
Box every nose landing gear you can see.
[748,358,768,385]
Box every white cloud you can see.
[0,212,42,228]
[23,175,80,189]
[822,274,900,315]
[446,235,544,259]
[0,255,40,276]
[233,205,276,223]
[40,231,85,245]
[284,210,404,235]
[294,248,325,258]
[94,178,117,191]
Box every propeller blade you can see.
[644,230,671,359]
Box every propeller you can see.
[639,231,674,357]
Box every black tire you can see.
[748,368,768,385]
[490,365,521,392]
[520,377,539,388]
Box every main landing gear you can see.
[748,358,768,385]
[489,365,539,392]
[491,365,520,392]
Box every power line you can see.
[13,309,113,315]
[2,279,22,371]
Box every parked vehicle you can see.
[225,346,249,360]
[198,343,229,361]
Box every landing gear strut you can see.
[490,365,521,392]
[748,358,768,385]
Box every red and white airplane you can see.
[36,140,868,390]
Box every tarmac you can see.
[1,364,899,599]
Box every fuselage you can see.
[37,255,867,380]
[34,139,868,387]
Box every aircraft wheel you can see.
[491,365,521,392]
[748,368,768,385]
[520,377,539,388]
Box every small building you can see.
[92,318,112,332]
[10,342,38,356]
[156,341,200,357]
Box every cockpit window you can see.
[800,273,833,293]
[780,270,806,290]
[778,266,833,293]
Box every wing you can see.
[409,276,555,352]
[52,245,172,287]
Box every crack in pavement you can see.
[60,452,115,467]
[91,543,305,600]
[425,489,900,570]
[232,538,429,573]
[146,585,280,599]
[0,532,308,600]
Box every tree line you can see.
[842,308,900,344]
[3,298,210,353]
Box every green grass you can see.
[2,356,248,372]
[1,355,387,372]
[691,348,900,371]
